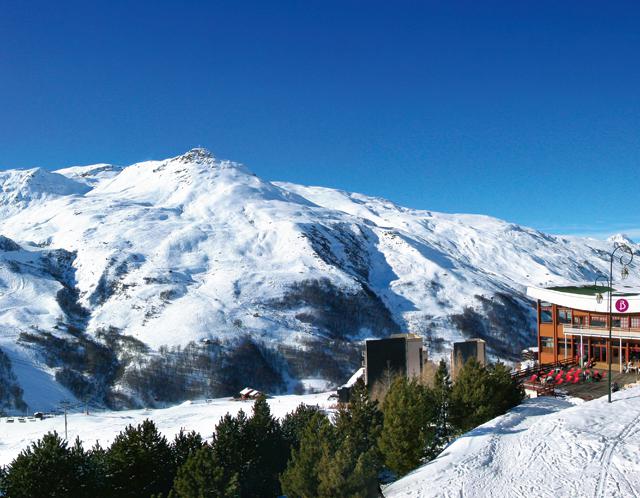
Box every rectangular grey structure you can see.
[364,333,425,389]
[451,338,486,379]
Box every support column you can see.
[620,337,623,373]
[552,304,558,363]
[626,341,629,363]
[580,335,584,367]
[564,336,567,360]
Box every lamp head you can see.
[621,266,630,280]
[596,293,604,304]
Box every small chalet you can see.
[238,387,262,400]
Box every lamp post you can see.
[595,243,634,403]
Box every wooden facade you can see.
[535,299,640,371]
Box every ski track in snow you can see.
[385,387,640,498]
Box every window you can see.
[573,315,588,327]
[558,309,572,324]
[613,316,629,328]
[631,317,640,329]
[541,306,553,323]
[541,337,554,350]
[590,315,607,327]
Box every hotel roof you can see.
[527,285,640,313]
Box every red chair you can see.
[572,376,580,384]
[557,378,564,385]
[530,374,538,382]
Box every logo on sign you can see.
[615,298,630,312]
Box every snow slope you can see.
[384,386,640,498]
[0,391,334,466]
[0,147,636,412]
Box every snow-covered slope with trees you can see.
[384,385,640,498]
[0,148,636,412]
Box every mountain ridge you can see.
[0,148,635,412]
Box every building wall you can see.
[405,337,424,380]
[451,339,486,379]
[536,300,640,366]
[364,337,407,389]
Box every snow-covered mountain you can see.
[0,148,636,413]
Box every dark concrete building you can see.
[451,338,486,379]
[364,333,426,389]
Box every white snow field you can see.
[0,391,333,466]
[384,386,640,498]
[0,147,637,411]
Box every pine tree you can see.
[86,441,108,497]
[243,394,288,497]
[425,359,452,460]
[172,445,239,498]
[317,436,379,498]
[104,419,175,498]
[450,358,523,434]
[0,432,90,498]
[309,380,383,498]
[378,376,436,477]
[211,410,248,493]
[449,357,491,433]
[280,411,333,498]
[486,362,524,416]
[172,429,204,469]
[281,403,322,453]
[334,379,383,465]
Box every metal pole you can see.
[620,337,623,373]
[609,255,613,403]
[60,400,70,440]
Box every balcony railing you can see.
[562,325,640,340]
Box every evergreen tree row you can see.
[0,358,522,498]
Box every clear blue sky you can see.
[1,1,639,238]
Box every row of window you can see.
[541,337,640,361]
[540,306,640,328]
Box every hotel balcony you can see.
[562,325,640,340]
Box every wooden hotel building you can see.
[527,285,640,371]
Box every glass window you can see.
[558,309,572,324]
[541,337,554,349]
[590,315,607,327]
[541,306,553,323]
[631,317,640,329]
[613,316,629,328]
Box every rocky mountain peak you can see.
[176,148,215,164]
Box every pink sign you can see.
[615,298,630,312]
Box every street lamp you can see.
[594,274,608,305]
[601,243,634,403]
